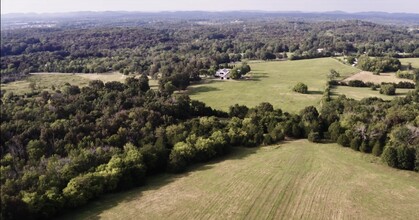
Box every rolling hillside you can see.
[60,140,419,220]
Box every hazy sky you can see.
[2,0,419,14]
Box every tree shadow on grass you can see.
[307,90,323,95]
[188,86,220,95]
[57,147,258,220]
[244,72,269,81]
[395,90,413,96]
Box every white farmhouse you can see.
[215,68,231,79]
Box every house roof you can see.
[215,68,230,77]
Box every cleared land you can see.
[188,58,359,113]
[400,58,419,69]
[1,72,158,95]
[331,86,413,100]
[330,58,418,100]
[342,71,414,84]
[60,140,419,220]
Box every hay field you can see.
[59,140,419,220]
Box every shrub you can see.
[328,122,342,141]
[396,81,415,89]
[291,124,303,138]
[348,80,366,87]
[380,84,396,95]
[416,150,419,172]
[229,104,249,118]
[63,173,105,207]
[270,126,285,143]
[372,142,383,156]
[168,142,195,172]
[396,147,415,170]
[263,134,273,145]
[360,141,371,153]
[350,137,361,151]
[63,85,81,95]
[293,82,308,94]
[382,146,398,168]
[308,131,321,143]
[337,134,350,147]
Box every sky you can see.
[1,0,419,14]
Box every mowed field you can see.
[332,86,413,100]
[188,58,359,113]
[60,140,419,220]
[1,72,158,95]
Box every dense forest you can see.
[2,19,419,83]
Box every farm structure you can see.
[215,68,231,79]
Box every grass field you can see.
[342,71,414,84]
[400,58,419,69]
[188,58,359,113]
[1,72,158,95]
[332,86,413,100]
[59,140,419,220]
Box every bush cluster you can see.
[293,82,308,94]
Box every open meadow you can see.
[331,86,413,100]
[1,72,158,95]
[188,58,359,113]
[59,140,419,220]
[400,58,419,69]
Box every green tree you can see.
[230,68,242,79]
[328,69,340,80]
[308,131,321,143]
[380,84,396,95]
[396,146,415,170]
[27,140,47,161]
[372,142,383,156]
[337,134,350,147]
[350,137,361,151]
[360,141,371,153]
[328,122,342,141]
[139,73,150,92]
[293,82,308,94]
[229,104,249,119]
[382,146,398,168]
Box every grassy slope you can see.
[60,140,419,220]
[188,58,359,113]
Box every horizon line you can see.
[2,10,419,16]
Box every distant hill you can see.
[1,11,419,30]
